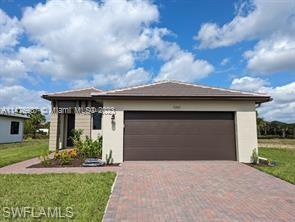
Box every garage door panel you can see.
[125,135,235,146]
[124,111,236,161]
[126,121,234,135]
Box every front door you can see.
[66,114,75,147]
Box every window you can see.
[93,112,102,130]
[11,121,19,135]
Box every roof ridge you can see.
[45,87,102,96]
[167,80,267,96]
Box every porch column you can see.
[49,101,58,151]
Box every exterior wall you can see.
[0,116,25,143]
[49,111,58,151]
[102,100,257,163]
[235,111,258,162]
[49,100,101,150]
[75,113,91,140]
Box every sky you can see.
[0,0,294,122]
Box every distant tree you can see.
[25,109,46,138]
[44,121,50,129]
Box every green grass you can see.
[0,173,116,221]
[0,139,48,167]
[256,148,295,184]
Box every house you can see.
[42,80,271,163]
[0,113,29,143]
[37,128,49,135]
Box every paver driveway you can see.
[104,161,295,222]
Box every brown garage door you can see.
[124,111,236,161]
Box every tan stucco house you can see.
[42,80,271,163]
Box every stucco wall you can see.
[75,113,91,140]
[49,112,58,151]
[0,116,25,143]
[101,100,257,163]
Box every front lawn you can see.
[0,173,116,221]
[0,139,48,167]
[256,147,295,184]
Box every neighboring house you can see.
[0,113,29,143]
[37,128,49,135]
[42,80,271,163]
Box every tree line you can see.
[257,113,295,138]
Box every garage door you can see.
[124,111,236,161]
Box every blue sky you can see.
[0,0,294,122]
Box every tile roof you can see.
[42,81,271,103]
[42,87,102,100]
[92,80,271,102]
[0,112,29,119]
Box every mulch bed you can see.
[244,162,274,168]
[28,158,120,168]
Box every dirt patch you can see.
[28,158,120,168]
[258,139,295,149]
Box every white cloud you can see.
[245,36,295,73]
[231,76,295,123]
[220,58,230,66]
[195,0,295,74]
[146,28,214,82]
[155,52,214,82]
[0,54,27,84]
[0,0,214,90]
[0,84,48,108]
[72,67,151,89]
[195,0,295,48]
[21,0,159,80]
[0,9,23,50]
[231,76,268,92]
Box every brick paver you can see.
[104,161,295,222]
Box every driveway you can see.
[104,161,295,222]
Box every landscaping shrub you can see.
[80,136,102,158]
[60,150,72,165]
[106,149,113,165]
[39,151,50,166]
[251,148,259,164]
[71,129,83,149]
[71,129,102,158]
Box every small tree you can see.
[25,109,46,138]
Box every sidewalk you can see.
[0,156,120,174]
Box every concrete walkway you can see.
[0,156,120,174]
[104,161,295,222]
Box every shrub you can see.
[80,136,102,158]
[106,150,113,165]
[71,129,83,151]
[39,151,50,166]
[70,129,102,159]
[68,148,78,158]
[54,151,60,160]
[251,148,259,164]
[60,150,72,165]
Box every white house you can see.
[0,113,29,143]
